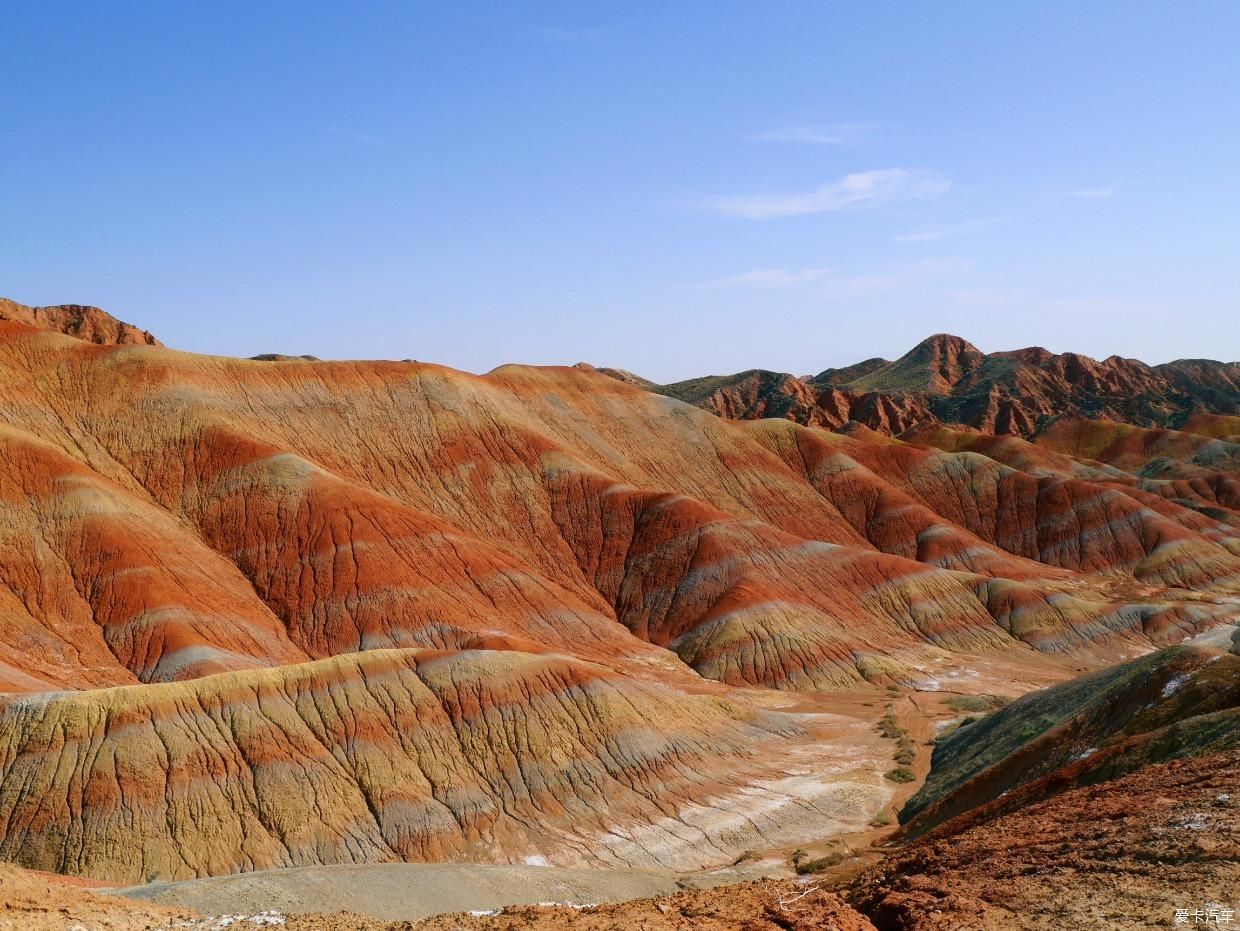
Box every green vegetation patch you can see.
[943,694,1011,713]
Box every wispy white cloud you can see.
[1062,187,1116,199]
[893,219,989,243]
[756,123,877,146]
[912,257,976,275]
[694,267,832,290]
[701,169,950,220]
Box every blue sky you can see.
[3,2,1238,380]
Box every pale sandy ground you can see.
[118,862,741,922]
[1186,619,1239,648]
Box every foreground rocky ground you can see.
[853,749,1240,929]
[0,867,873,931]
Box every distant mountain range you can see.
[595,333,1240,437]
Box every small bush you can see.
[943,695,988,713]
[876,713,908,741]
[894,744,916,765]
[885,767,916,783]
[795,850,847,874]
[869,811,892,827]
[1016,721,1045,742]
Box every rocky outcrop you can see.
[0,297,161,346]
[843,633,1240,928]
[655,369,934,432]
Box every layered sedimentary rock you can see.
[0,647,803,884]
[0,314,1233,697]
[0,304,1238,889]
[1032,416,1240,477]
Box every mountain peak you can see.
[904,333,984,361]
[845,333,985,394]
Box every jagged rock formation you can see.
[645,332,1240,437]
[653,368,934,433]
[0,297,161,346]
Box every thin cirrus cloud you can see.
[695,267,832,289]
[893,220,989,243]
[701,169,950,220]
[756,122,877,145]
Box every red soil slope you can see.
[0,313,1234,695]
